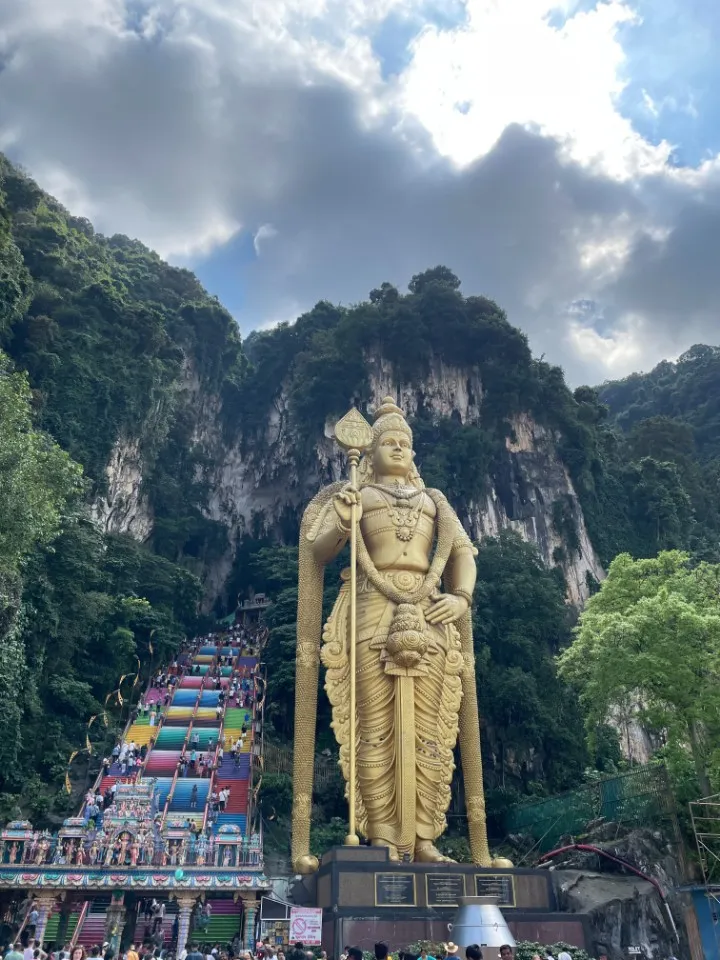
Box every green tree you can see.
[473,531,587,795]
[0,350,83,776]
[558,551,720,796]
[0,352,83,574]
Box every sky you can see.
[1,0,720,386]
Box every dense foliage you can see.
[600,345,720,461]
[559,551,720,799]
[584,347,720,563]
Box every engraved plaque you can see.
[426,873,465,907]
[375,872,416,906]
[474,873,515,906]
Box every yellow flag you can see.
[65,750,79,792]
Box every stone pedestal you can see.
[307,847,591,956]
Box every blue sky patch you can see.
[187,231,257,322]
[615,0,720,166]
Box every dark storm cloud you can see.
[1,1,719,383]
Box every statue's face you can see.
[372,429,413,478]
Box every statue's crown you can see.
[372,396,412,443]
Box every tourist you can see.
[443,948,459,959]
[347,950,362,960]
[70,950,85,960]
[7,946,23,960]
[465,949,482,960]
[499,949,513,960]
[420,949,435,960]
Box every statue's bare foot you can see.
[371,839,400,861]
[415,841,455,863]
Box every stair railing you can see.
[161,672,206,825]
[69,900,90,949]
[246,664,266,836]
[202,646,235,834]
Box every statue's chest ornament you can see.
[371,483,426,542]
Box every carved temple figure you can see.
[36,839,49,864]
[292,398,505,871]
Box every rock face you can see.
[91,436,153,541]
[94,354,604,608]
[545,827,691,960]
[552,869,688,960]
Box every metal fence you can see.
[505,763,677,852]
[262,742,341,789]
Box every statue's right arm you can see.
[306,489,354,564]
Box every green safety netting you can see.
[505,764,675,851]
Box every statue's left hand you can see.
[426,593,469,625]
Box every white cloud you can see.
[396,0,674,178]
[253,224,278,255]
[0,0,719,384]
[567,311,648,375]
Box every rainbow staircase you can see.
[86,631,260,864]
[43,910,80,945]
[201,898,243,941]
[75,896,112,948]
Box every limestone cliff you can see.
[94,353,604,609]
[90,436,154,541]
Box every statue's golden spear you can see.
[333,407,373,845]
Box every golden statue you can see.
[292,397,497,871]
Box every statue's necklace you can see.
[370,482,426,542]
